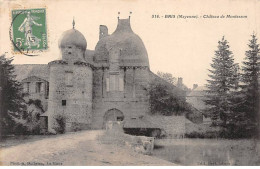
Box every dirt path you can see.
[0,130,174,166]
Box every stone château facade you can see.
[14,17,185,132]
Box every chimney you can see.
[177,77,183,88]
[193,84,198,90]
[99,25,108,40]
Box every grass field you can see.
[153,138,260,166]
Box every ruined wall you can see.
[21,76,49,111]
[48,61,92,132]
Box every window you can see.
[40,83,44,92]
[110,75,116,91]
[106,78,109,92]
[45,82,49,99]
[119,77,124,91]
[62,100,66,106]
[117,116,124,121]
[67,46,72,54]
[66,72,73,86]
[23,82,30,93]
[36,82,43,93]
[106,74,124,92]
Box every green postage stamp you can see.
[11,8,47,55]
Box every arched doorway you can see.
[103,108,124,128]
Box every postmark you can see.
[10,8,47,56]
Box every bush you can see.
[28,99,44,112]
[71,122,81,132]
[185,131,220,139]
[12,122,29,135]
[54,114,66,134]
[219,123,257,139]
[21,100,44,135]
[185,124,257,139]
[146,79,187,116]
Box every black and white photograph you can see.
[0,0,260,166]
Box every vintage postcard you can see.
[0,0,260,166]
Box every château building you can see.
[14,16,185,132]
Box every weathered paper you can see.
[0,0,260,166]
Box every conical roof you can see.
[94,18,149,67]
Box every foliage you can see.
[23,99,44,134]
[28,99,44,113]
[241,34,260,120]
[238,34,260,138]
[185,107,203,124]
[157,71,176,85]
[0,54,27,136]
[221,34,260,139]
[204,37,239,126]
[54,114,66,134]
[185,131,219,139]
[146,78,188,116]
[71,122,82,132]
[204,35,260,139]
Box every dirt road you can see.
[0,130,173,166]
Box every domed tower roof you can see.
[94,17,149,67]
[59,28,87,50]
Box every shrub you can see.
[54,114,66,134]
[185,131,220,139]
[28,99,44,112]
[71,122,81,132]
[145,79,187,116]
[12,122,29,135]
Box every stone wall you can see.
[48,61,92,132]
[104,123,154,155]
[146,115,190,138]
[92,67,150,129]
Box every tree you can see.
[204,37,239,126]
[0,54,26,136]
[157,71,176,85]
[240,34,260,137]
[146,78,187,116]
[157,71,191,93]
[22,99,44,134]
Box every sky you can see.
[0,0,260,88]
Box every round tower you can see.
[48,21,93,132]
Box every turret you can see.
[47,20,93,132]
